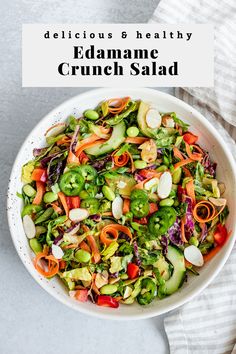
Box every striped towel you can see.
[149,1,236,353]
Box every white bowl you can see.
[7,88,236,320]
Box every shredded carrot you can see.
[56,136,71,145]
[182,167,192,177]
[193,200,216,223]
[193,200,226,223]
[100,224,132,245]
[185,143,203,161]
[139,170,162,179]
[34,252,59,277]
[86,234,101,263]
[79,151,89,164]
[181,217,188,243]
[127,151,135,173]
[125,137,149,144]
[185,179,196,206]
[58,192,69,217]
[133,177,153,190]
[123,199,130,214]
[80,241,91,253]
[50,202,63,214]
[100,226,118,245]
[67,150,80,165]
[174,158,194,170]
[203,246,221,262]
[192,144,204,155]
[107,97,130,114]
[173,146,184,160]
[81,225,101,263]
[33,181,45,205]
[91,274,100,295]
[185,259,193,268]
[113,152,130,167]
[63,244,78,249]
[76,139,106,160]
[59,260,67,270]
[101,211,113,216]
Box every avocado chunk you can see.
[85,121,126,156]
[137,101,158,138]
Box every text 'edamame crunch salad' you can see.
[19,97,230,308]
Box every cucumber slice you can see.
[159,246,186,296]
[85,121,126,156]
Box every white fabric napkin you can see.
[149,1,236,353]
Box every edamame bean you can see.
[29,238,43,254]
[23,184,36,197]
[172,168,182,184]
[75,249,91,263]
[43,192,58,203]
[134,160,147,169]
[159,198,174,207]
[84,109,99,120]
[126,126,139,137]
[35,207,54,224]
[189,236,199,247]
[102,186,115,201]
[100,284,118,295]
[156,165,168,172]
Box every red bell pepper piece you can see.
[31,168,47,182]
[133,217,148,225]
[149,203,158,215]
[214,224,228,246]
[74,289,88,302]
[66,196,80,210]
[127,263,140,279]
[183,132,198,145]
[138,169,159,179]
[97,295,119,308]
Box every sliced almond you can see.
[112,196,123,219]
[209,197,227,207]
[146,109,162,129]
[157,171,172,199]
[144,177,159,191]
[45,123,66,138]
[184,245,204,267]
[23,215,36,239]
[69,208,89,222]
[52,244,64,259]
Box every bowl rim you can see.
[7,87,236,320]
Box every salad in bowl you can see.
[19,96,230,309]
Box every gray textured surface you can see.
[0,1,172,353]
